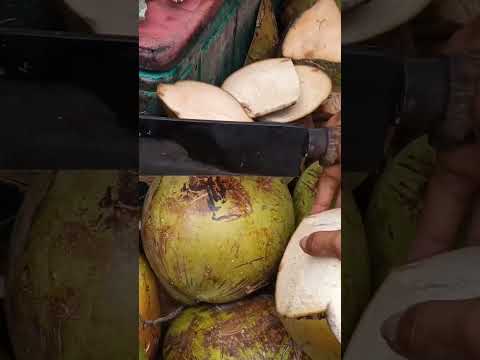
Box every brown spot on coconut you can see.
[282,0,341,62]
[259,65,332,123]
[157,81,253,122]
[344,247,480,359]
[221,58,301,118]
[276,209,341,343]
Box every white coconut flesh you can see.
[260,65,332,123]
[157,81,253,122]
[276,208,341,343]
[221,58,300,118]
[139,0,147,20]
[282,0,341,62]
[344,246,480,359]
[65,0,137,35]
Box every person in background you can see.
[301,17,480,359]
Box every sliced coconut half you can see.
[276,208,341,342]
[282,0,341,62]
[221,58,300,118]
[344,247,480,359]
[157,81,253,122]
[260,65,332,123]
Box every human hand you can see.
[381,17,480,359]
[300,112,341,259]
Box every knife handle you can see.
[308,128,341,167]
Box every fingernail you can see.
[300,236,309,252]
[381,312,403,348]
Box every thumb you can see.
[381,299,480,359]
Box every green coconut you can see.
[293,162,323,224]
[292,164,371,347]
[6,171,138,360]
[142,177,295,305]
[163,295,308,359]
[139,255,162,360]
[365,136,437,289]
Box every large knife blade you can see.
[139,116,340,176]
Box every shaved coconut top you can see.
[344,247,480,359]
[282,0,341,62]
[260,65,332,123]
[157,81,253,122]
[342,0,431,44]
[222,58,300,118]
[276,209,341,342]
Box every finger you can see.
[408,144,480,262]
[466,194,480,246]
[300,231,341,259]
[443,16,480,54]
[324,112,341,128]
[381,299,480,359]
[408,164,477,262]
[311,165,341,214]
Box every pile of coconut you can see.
[156,0,341,126]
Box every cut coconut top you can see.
[276,208,341,343]
[221,58,300,118]
[282,0,341,62]
[342,0,432,44]
[260,65,332,123]
[344,246,480,359]
[157,81,253,122]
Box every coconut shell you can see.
[282,0,341,62]
[222,58,301,118]
[280,0,317,28]
[6,171,138,360]
[157,81,253,122]
[139,255,161,360]
[345,247,480,359]
[245,0,280,65]
[365,136,437,288]
[259,65,332,123]
[429,0,480,25]
[163,295,308,359]
[142,176,295,304]
[280,317,340,359]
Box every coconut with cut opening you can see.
[282,0,341,62]
[344,247,480,359]
[276,209,341,343]
[221,58,300,118]
[260,65,332,123]
[157,81,252,122]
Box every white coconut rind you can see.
[276,209,341,342]
[260,65,332,123]
[157,81,253,122]
[282,0,341,62]
[342,0,432,44]
[344,246,480,359]
[221,58,301,118]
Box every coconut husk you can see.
[245,0,280,65]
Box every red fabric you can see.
[139,0,223,71]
